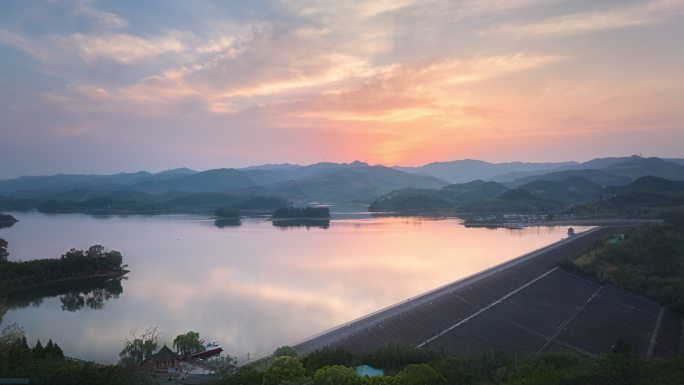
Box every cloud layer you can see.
[0,0,683,176]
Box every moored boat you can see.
[189,342,223,360]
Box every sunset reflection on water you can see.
[1,213,591,363]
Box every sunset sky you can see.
[1,0,683,177]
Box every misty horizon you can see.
[1,153,680,179]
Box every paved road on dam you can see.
[245,224,682,367]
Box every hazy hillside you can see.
[0,161,449,209]
[2,156,683,211]
[401,156,684,186]
[615,175,684,194]
[369,180,510,212]
[155,167,197,176]
[666,158,684,166]
[442,180,510,199]
[254,164,448,204]
[488,157,635,183]
[603,157,684,180]
[241,161,353,180]
[580,156,638,169]
[130,168,257,193]
[517,177,604,205]
[0,174,138,197]
[396,159,576,184]
[509,157,684,187]
[570,176,684,217]
[510,169,633,187]
[368,179,564,214]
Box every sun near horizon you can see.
[1,1,683,176]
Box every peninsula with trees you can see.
[0,243,128,324]
[0,213,17,228]
[0,244,128,293]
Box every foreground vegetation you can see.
[563,211,684,312]
[0,323,150,385]
[0,237,8,260]
[211,344,684,385]
[4,328,684,385]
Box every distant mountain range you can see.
[0,161,446,211]
[369,173,684,216]
[0,155,683,213]
[398,155,684,185]
[395,159,577,184]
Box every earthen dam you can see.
[247,225,681,367]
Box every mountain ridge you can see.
[1,156,683,209]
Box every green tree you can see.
[395,363,446,385]
[360,377,396,385]
[263,356,307,385]
[223,368,263,385]
[359,376,396,385]
[433,356,467,385]
[86,244,105,258]
[44,339,64,360]
[313,365,359,385]
[513,364,560,385]
[119,327,159,364]
[32,340,45,359]
[0,322,26,347]
[0,237,8,258]
[173,331,203,357]
[274,345,298,358]
[205,354,238,375]
[302,346,353,375]
[612,339,632,358]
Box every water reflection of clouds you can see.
[1,212,592,363]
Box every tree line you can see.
[0,323,149,385]
[0,244,126,292]
[212,343,684,385]
[273,207,330,219]
[562,210,684,312]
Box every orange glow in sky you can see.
[0,1,683,176]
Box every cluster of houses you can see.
[469,213,577,223]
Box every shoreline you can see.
[2,268,129,296]
[464,218,663,228]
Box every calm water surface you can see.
[0,212,591,363]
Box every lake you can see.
[0,212,591,363]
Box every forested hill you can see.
[397,155,684,185]
[369,175,684,216]
[1,156,683,212]
[0,162,447,211]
